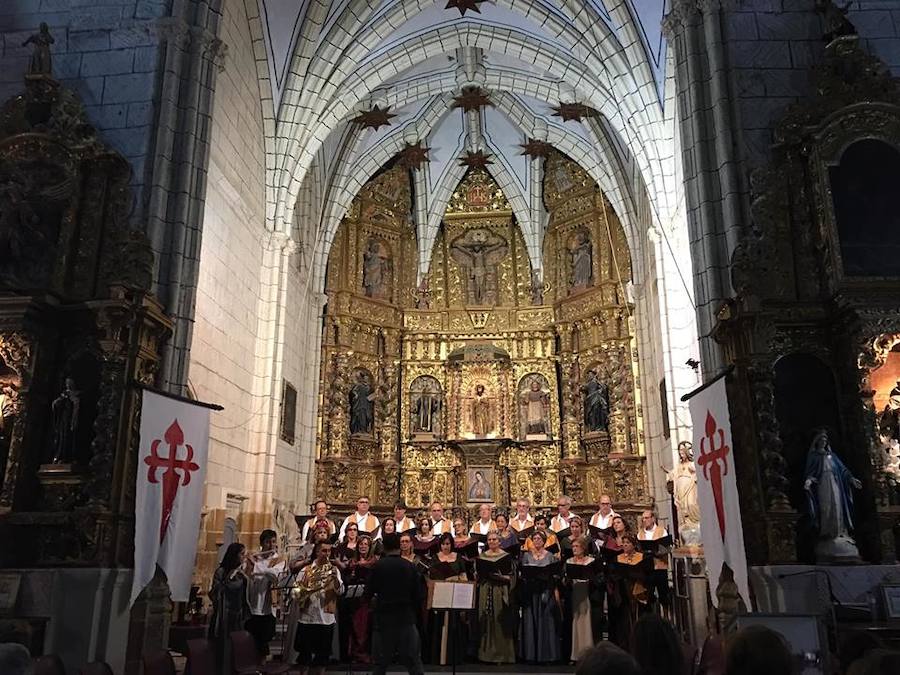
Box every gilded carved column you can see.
[85,304,132,507]
[0,332,34,512]
[326,353,350,458]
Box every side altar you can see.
[315,158,648,517]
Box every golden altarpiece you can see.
[315,155,648,518]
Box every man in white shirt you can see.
[295,541,343,675]
[339,495,382,539]
[302,499,337,542]
[589,495,618,530]
[430,501,452,535]
[510,497,534,534]
[638,509,671,609]
[245,529,286,657]
[394,501,416,534]
[551,494,575,533]
[469,503,497,536]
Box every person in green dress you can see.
[477,531,516,664]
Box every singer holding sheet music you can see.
[518,530,561,663]
[476,531,517,664]
[637,510,671,611]
[608,533,651,649]
[347,535,377,664]
[564,535,598,662]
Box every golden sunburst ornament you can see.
[453,86,492,112]
[398,142,430,169]
[458,150,493,169]
[352,105,396,130]
[519,139,553,158]
[551,102,599,123]
[446,0,485,17]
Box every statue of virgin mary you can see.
[803,429,862,561]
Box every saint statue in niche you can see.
[519,376,551,438]
[362,238,391,300]
[568,229,593,292]
[410,376,441,437]
[51,377,80,464]
[803,429,862,561]
[470,384,493,437]
[23,23,54,76]
[666,441,701,546]
[349,369,375,435]
[877,380,900,483]
[581,369,609,432]
[450,229,508,305]
[878,380,900,443]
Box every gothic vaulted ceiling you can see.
[248,1,676,280]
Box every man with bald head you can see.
[589,495,618,530]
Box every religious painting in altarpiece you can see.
[315,160,647,525]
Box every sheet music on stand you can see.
[343,584,365,599]
[428,580,476,610]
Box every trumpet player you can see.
[294,541,342,675]
[245,529,286,658]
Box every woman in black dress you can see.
[608,533,651,650]
[428,532,469,665]
[209,543,250,669]
[347,535,376,664]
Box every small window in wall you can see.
[659,378,670,440]
[829,139,900,276]
[281,380,298,445]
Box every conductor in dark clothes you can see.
[364,553,426,675]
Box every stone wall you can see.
[0,0,166,215]
[187,0,269,548]
[726,0,900,168]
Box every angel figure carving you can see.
[450,229,508,305]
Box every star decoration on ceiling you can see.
[446,0,485,17]
[452,86,493,112]
[519,139,553,158]
[352,105,396,131]
[398,142,430,169]
[458,150,493,169]
[551,102,600,123]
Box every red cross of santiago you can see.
[145,419,199,544]
[697,410,730,541]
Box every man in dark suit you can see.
[365,554,426,675]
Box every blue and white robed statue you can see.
[803,429,863,562]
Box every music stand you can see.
[427,580,476,675]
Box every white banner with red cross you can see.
[130,389,212,604]
[688,374,750,608]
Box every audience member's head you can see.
[847,649,900,675]
[839,629,885,674]
[575,641,641,675]
[633,614,683,675]
[725,625,792,675]
[0,643,32,675]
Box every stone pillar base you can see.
[3,568,135,673]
